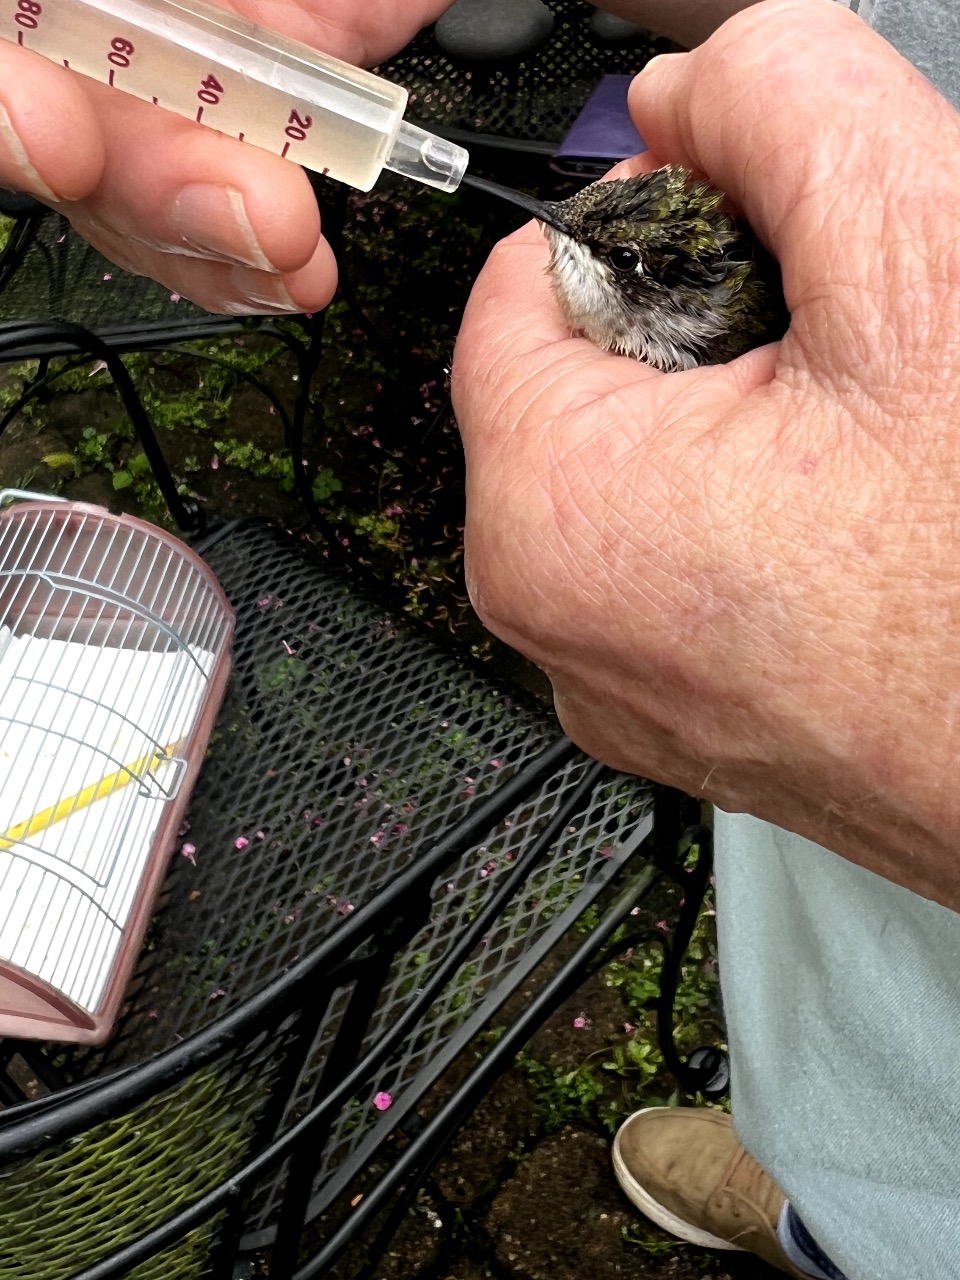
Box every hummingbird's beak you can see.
[459,173,571,235]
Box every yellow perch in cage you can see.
[0,739,186,852]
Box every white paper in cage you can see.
[0,628,214,1014]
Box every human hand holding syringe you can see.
[0,0,451,312]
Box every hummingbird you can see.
[462,166,788,372]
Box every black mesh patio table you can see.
[0,515,691,1280]
[380,0,663,159]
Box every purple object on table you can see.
[551,74,647,178]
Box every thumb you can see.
[628,0,960,301]
[0,46,105,201]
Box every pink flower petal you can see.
[180,842,196,864]
[373,1091,393,1111]
[234,836,250,850]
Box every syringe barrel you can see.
[3,0,468,192]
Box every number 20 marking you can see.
[285,110,313,141]
[281,110,313,156]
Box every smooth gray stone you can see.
[435,0,555,62]
[589,10,647,42]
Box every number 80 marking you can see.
[14,0,41,30]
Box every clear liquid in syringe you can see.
[6,0,413,190]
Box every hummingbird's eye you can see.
[608,246,641,273]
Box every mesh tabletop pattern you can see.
[0,520,655,1276]
[379,0,658,147]
[0,212,221,329]
[69,519,600,1071]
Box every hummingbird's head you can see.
[539,166,787,371]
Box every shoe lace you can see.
[720,1145,785,1226]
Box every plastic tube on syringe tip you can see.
[1,0,470,193]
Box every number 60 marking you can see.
[108,36,134,67]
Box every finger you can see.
[453,222,660,450]
[603,150,665,181]
[346,0,452,63]
[78,83,322,274]
[628,0,960,288]
[78,219,337,313]
[551,679,682,783]
[214,0,452,67]
[0,45,104,200]
[453,211,778,466]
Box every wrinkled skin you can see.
[452,0,960,912]
[9,0,960,912]
[0,0,449,311]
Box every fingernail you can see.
[217,266,303,315]
[0,102,57,202]
[170,185,273,271]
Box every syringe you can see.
[1,0,470,193]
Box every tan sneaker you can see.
[612,1107,808,1276]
